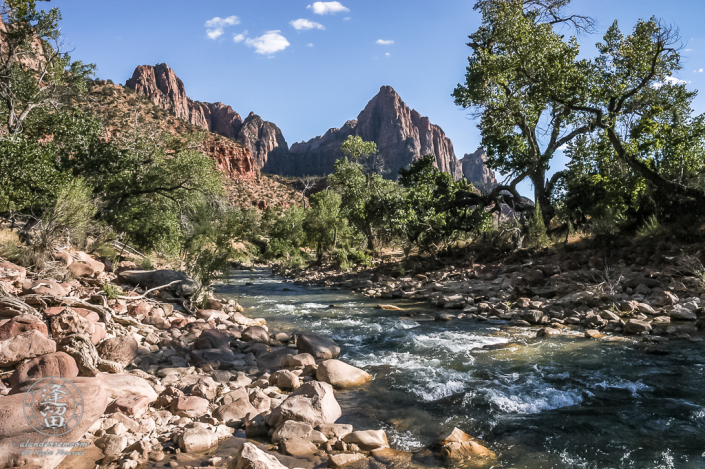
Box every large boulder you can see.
[296,333,340,359]
[96,372,158,403]
[0,377,108,469]
[193,329,232,350]
[179,426,219,453]
[670,305,698,321]
[0,330,56,367]
[242,326,269,343]
[0,314,48,340]
[267,381,341,429]
[213,398,259,424]
[117,269,198,298]
[229,442,288,469]
[433,428,497,462]
[316,359,371,388]
[50,309,96,342]
[20,279,66,297]
[9,351,78,387]
[96,335,138,367]
[343,430,389,450]
[624,319,652,334]
[171,396,209,418]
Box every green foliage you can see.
[394,155,491,253]
[261,205,306,259]
[341,135,377,162]
[636,215,665,240]
[139,256,154,271]
[101,282,121,300]
[304,190,347,261]
[525,205,550,249]
[37,177,96,250]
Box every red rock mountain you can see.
[286,86,463,179]
[124,65,493,184]
[460,149,498,190]
[125,63,289,171]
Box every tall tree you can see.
[453,0,594,222]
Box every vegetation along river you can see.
[217,268,705,469]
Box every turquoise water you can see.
[217,269,705,468]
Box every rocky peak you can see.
[125,64,190,121]
[240,112,290,170]
[460,149,497,190]
[290,85,463,179]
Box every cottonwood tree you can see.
[453,0,595,223]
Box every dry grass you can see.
[0,228,22,263]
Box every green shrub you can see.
[525,205,550,249]
[102,282,121,300]
[139,256,154,270]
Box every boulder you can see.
[20,279,66,297]
[271,369,300,389]
[625,319,652,334]
[249,388,272,413]
[536,328,561,337]
[9,351,78,387]
[242,326,269,343]
[296,332,340,359]
[434,428,497,462]
[343,429,389,450]
[0,314,48,340]
[267,381,341,429]
[651,291,679,307]
[117,269,198,298]
[96,372,158,403]
[179,426,219,453]
[191,376,219,401]
[0,330,56,367]
[171,395,209,418]
[523,269,546,286]
[95,434,127,455]
[283,353,316,367]
[213,398,258,423]
[0,260,26,281]
[584,330,604,339]
[229,442,287,469]
[0,377,109,469]
[191,347,239,367]
[96,335,138,367]
[193,329,232,350]
[670,305,698,321]
[328,454,366,467]
[106,393,151,418]
[316,359,371,388]
[50,309,95,342]
[318,423,354,439]
[69,262,95,278]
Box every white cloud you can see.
[385,52,390,57]
[653,76,690,88]
[558,143,569,151]
[343,17,351,21]
[205,15,240,40]
[307,43,314,47]
[307,2,349,15]
[245,30,290,55]
[233,32,247,43]
[290,18,325,30]
[695,68,704,73]
[376,39,394,45]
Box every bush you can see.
[139,256,154,270]
[525,205,550,249]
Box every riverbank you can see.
[1,249,498,469]
[278,239,705,343]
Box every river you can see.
[216,268,705,469]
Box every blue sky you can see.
[52,0,705,195]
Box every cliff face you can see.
[460,149,498,189]
[289,86,463,179]
[124,65,494,183]
[202,136,257,181]
[125,63,286,173]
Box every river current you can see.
[217,268,705,469]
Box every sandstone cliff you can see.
[125,63,287,171]
[289,86,463,179]
[460,149,497,190]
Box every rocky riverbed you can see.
[0,253,496,469]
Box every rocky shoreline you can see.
[0,252,498,469]
[280,251,705,344]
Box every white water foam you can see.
[301,302,330,309]
[483,382,583,414]
[592,378,651,397]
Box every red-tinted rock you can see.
[69,262,95,277]
[0,330,56,367]
[170,395,209,418]
[20,279,66,297]
[9,351,78,387]
[0,261,26,281]
[106,394,150,418]
[0,315,48,341]
[97,335,138,367]
[50,310,95,342]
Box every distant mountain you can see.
[284,86,462,179]
[460,149,497,191]
[123,63,494,185]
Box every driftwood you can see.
[0,283,43,318]
[111,280,182,301]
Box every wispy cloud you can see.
[694,68,704,73]
[385,52,390,57]
[245,30,290,55]
[233,32,247,43]
[205,16,240,40]
[307,2,349,15]
[653,76,690,88]
[307,43,314,47]
[376,39,394,45]
[290,18,325,30]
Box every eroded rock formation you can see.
[460,149,498,189]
